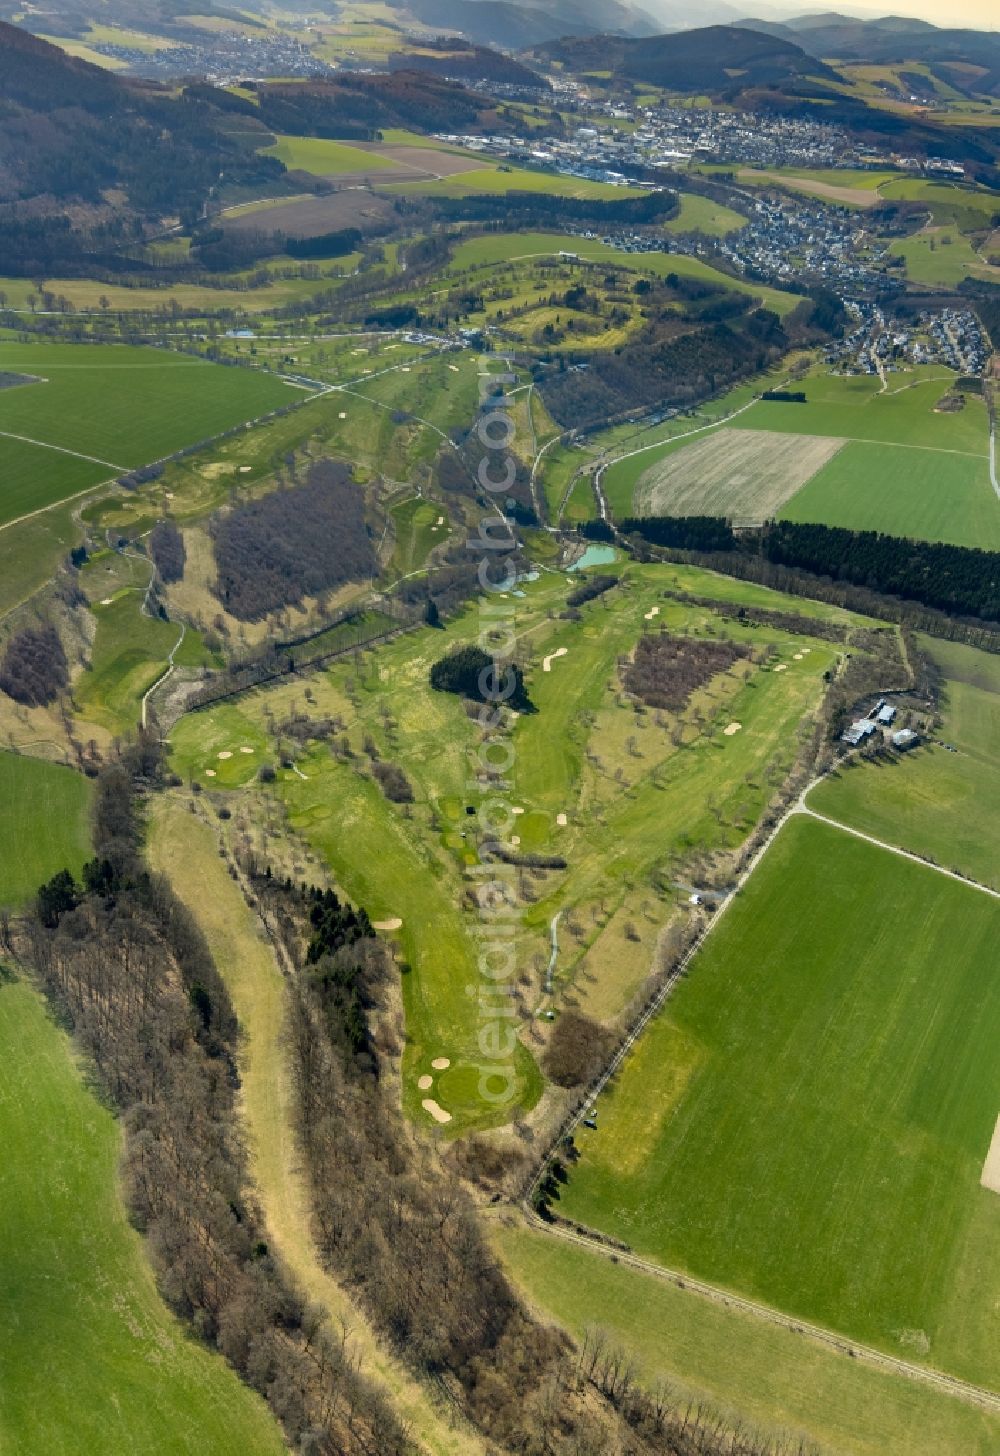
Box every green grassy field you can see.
[497,1223,1000,1456]
[0,752,93,907]
[262,133,396,174]
[0,500,83,618]
[889,230,1000,288]
[0,270,346,313]
[599,377,777,517]
[390,495,448,574]
[0,431,108,527]
[809,638,1000,888]
[780,438,1000,549]
[739,368,988,453]
[389,168,648,201]
[561,816,1000,1390]
[664,193,747,235]
[0,976,286,1456]
[76,592,213,738]
[0,342,298,495]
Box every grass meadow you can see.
[809,637,1000,888]
[0,341,297,481]
[738,367,989,452]
[75,593,214,739]
[889,230,1000,288]
[262,133,396,174]
[0,500,83,618]
[0,977,286,1456]
[444,232,798,314]
[0,432,109,527]
[389,495,449,575]
[598,376,780,518]
[780,439,1000,549]
[664,193,747,236]
[497,1223,1000,1456]
[561,816,1000,1390]
[0,751,93,907]
[388,167,648,201]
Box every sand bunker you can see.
[723,722,742,736]
[511,836,520,848]
[774,664,788,673]
[543,647,568,673]
[512,806,524,816]
[205,769,216,778]
[338,411,347,420]
[448,364,460,372]
[373,917,403,931]
[417,1074,433,1091]
[436,516,444,526]
[101,597,113,606]
[556,813,568,827]
[431,1057,450,1072]
[793,653,804,661]
[240,745,254,755]
[239,466,251,473]
[981,1115,1000,1194]
[644,606,661,621]
[422,1098,452,1125]
[218,750,233,760]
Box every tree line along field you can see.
[560,815,1000,1392]
[620,365,999,549]
[494,1223,1000,1456]
[0,341,298,525]
[808,636,1000,888]
[166,563,850,1132]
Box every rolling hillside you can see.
[534,25,838,92]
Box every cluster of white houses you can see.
[842,700,919,751]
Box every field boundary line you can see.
[525,1213,1000,1415]
[794,801,1000,900]
[0,477,117,537]
[594,396,761,516]
[0,428,125,471]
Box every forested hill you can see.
[533,25,837,91]
[0,23,282,272]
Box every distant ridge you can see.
[532,24,837,90]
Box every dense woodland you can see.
[624,632,751,712]
[149,519,186,585]
[430,644,532,712]
[250,71,488,144]
[541,293,789,432]
[762,521,1000,622]
[0,623,69,707]
[0,24,281,273]
[623,517,1000,624]
[212,460,376,621]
